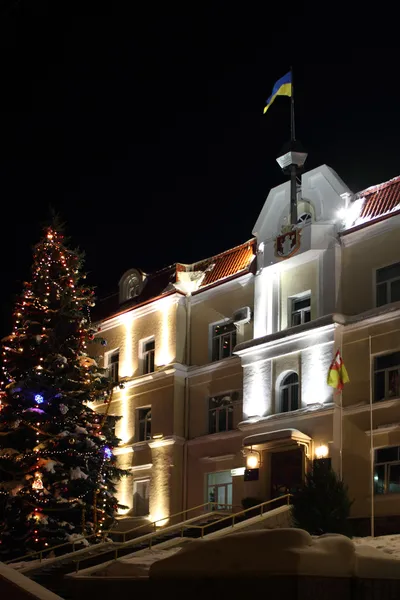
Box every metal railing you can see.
[72,495,291,574]
[5,501,232,567]
[180,494,292,539]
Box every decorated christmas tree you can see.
[0,224,126,560]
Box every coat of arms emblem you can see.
[274,226,301,260]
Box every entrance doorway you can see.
[206,471,233,510]
[270,448,303,498]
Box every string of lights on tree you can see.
[0,224,127,560]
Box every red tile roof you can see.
[187,239,256,289]
[357,175,400,220]
[96,239,256,321]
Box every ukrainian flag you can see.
[263,71,292,114]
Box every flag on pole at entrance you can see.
[263,71,292,114]
[327,350,350,390]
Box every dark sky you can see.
[0,4,399,334]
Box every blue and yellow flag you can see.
[263,71,292,114]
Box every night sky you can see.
[0,5,399,334]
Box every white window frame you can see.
[290,292,311,327]
[373,351,400,402]
[374,261,400,308]
[140,336,155,375]
[206,471,233,510]
[208,391,241,434]
[136,406,152,442]
[374,446,400,495]
[133,478,150,516]
[105,348,119,384]
[279,372,300,413]
[209,319,237,362]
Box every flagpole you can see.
[290,66,295,142]
[369,334,375,537]
[340,337,343,480]
[289,66,297,226]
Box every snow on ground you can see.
[93,545,186,577]
[353,534,400,560]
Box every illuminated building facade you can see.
[94,168,400,533]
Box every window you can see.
[297,212,312,226]
[279,372,299,413]
[374,352,400,402]
[212,321,237,362]
[142,339,155,374]
[206,471,232,510]
[133,479,150,516]
[137,407,152,442]
[127,275,140,299]
[376,262,400,307]
[107,350,119,384]
[208,391,240,434]
[374,447,400,495]
[291,295,311,327]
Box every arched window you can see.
[119,269,143,303]
[297,212,312,226]
[127,275,140,299]
[280,372,299,413]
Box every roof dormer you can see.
[119,268,145,304]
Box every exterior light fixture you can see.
[315,444,329,459]
[246,450,260,470]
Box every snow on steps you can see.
[0,561,62,600]
[67,504,292,580]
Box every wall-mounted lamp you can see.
[246,449,261,470]
[315,444,329,460]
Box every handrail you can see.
[71,495,292,574]
[185,494,292,539]
[5,501,232,566]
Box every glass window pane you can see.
[149,351,155,373]
[391,279,400,303]
[304,309,311,323]
[213,471,232,485]
[388,369,400,398]
[291,385,299,411]
[284,373,298,385]
[376,283,387,307]
[221,335,232,359]
[227,406,233,430]
[292,312,301,326]
[389,464,400,494]
[376,262,400,284]
[375,352,400,371]
[209,410,217,434]
[281,387,289,412]
[145,339,155,352]
[218,409,226,432]
[293,297,310,311]
[212,337,220,361]
[376,447,399,463]
[374,371,385,402]
[374,464,385,495]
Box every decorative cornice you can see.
[128,463,153,472]
[188,429,243,446]
[239,403,335,432]
[333,305,400,332]
[148,435,185,449]
[98,293,180,332]
[190,272,253,306]
[340,212,400,248]
[186,355,241,379]
[199,454,236,463]
[344,397,400,415]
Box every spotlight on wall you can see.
[315,444,329,459]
